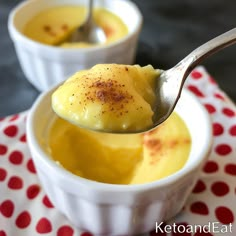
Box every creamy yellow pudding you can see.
[52,64,160,132]
[48,112,191,184]
[50,63,191,184]
[23,6,128,46]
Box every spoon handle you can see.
[86,0,93,26]
[179,27,236,74]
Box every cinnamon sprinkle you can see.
[144,139,162,151]
[61,24,69,31]
[43,24,57,37]
[43,25,51,32]
[82,78,134,116]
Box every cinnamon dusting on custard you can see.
[80,77,135,117]
[144,138,162,151]
[61,24,69,31]
[43,24,56,37]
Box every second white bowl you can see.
[8,0,143,91]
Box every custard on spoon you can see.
[52,64,160,133]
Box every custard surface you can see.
[23,6,128,46]
[47,112,191,185]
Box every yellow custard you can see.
[48,112,191,184]
[23,6,128,46]
[52,64,160,132]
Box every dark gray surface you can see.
[1,0,236,117]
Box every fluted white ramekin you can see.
[8,0,142,91]
[26,85,212,235]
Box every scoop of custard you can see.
[52,64,160,132]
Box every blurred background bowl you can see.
[8,0,142,91]
[26,86,212,235]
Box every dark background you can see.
[1,0,236,117]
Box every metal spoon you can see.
[69,0,106,44]
[152,28,236,132]
[55,28,236,133]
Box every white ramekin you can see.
[8,0,142,91]
[26,86,212,235]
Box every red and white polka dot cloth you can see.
[0,66,235,236]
